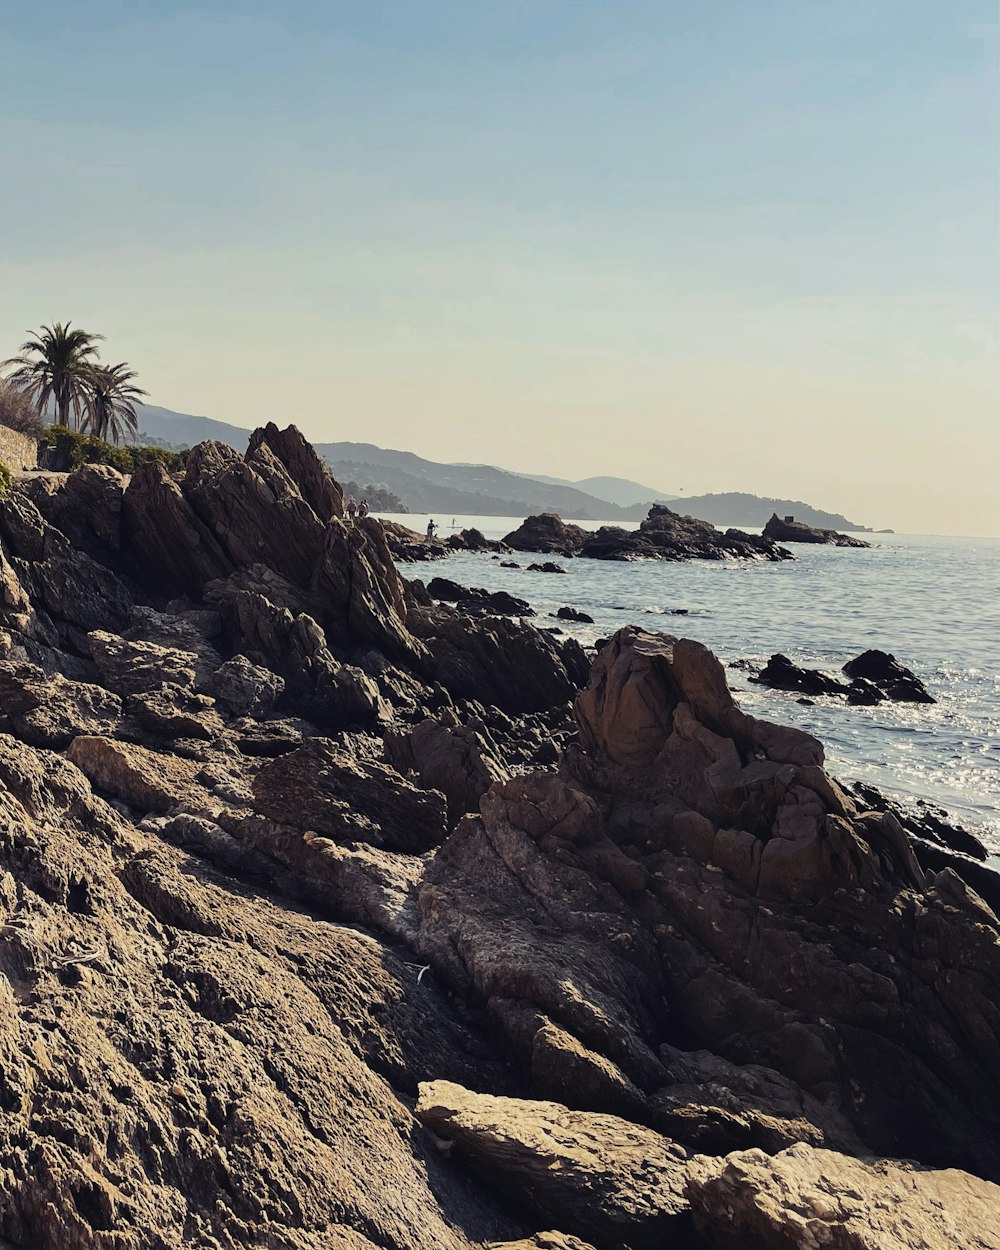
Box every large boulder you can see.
[415,1081,691,1245]
[687,1143,1000,1249]
[843,648,935,703]
[502,514,588,556]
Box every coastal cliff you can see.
[0,425,996,1250]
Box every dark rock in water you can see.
[427,577,533,618]
[555,606,594,624]
[763,512,871,548]
[503,513,587,556]
[845,678,886,705]
[445,527,505,553]
[527,562,567,574]
[752,653,847,697]
[850,781,987,862]
[843,649,935,703]
[500,560,520,568]
[578,505,792,563]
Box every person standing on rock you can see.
[426,519,437,541]
[346,497,357,523]
[358,500,369,519]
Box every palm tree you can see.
[83,362,148,445]
[1,322,104,430]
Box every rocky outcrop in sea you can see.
[0,424,996,1250]
[763,511,871,547]
[505,505,793,562]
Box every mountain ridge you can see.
[133,402,875,529]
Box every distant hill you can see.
[133,404,872,529]
[670,492,872,532]
[515,471,679,507]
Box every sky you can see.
[1,1,997,535]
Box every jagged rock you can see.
[205,577,386,727]
[555,606,594,624]
[122,458,235,597]
[208,654,285,718]
[0,488,133,639]
[445,527,502,552]
[0,662,122,747]
[381,519,447,562]
[0,735,519,1250]
[488,1237,595,1250]
[526,561,567,574]
[502,513,587,556]
[253,738,448,852]
[651,1047,865,1154]
[88,631,201,696]
[751,653,850,697]
[411,608,584,714]
[843,648,935,703]
[687,1143,1000,1250]
[384,716,510,825]
[128,684,226,741]
[578,506,792,563]
[567,628,1000,1176]
[65,734,212,815]
[247,421,344,520]
[427,578,533,618]
[763,511,871,547]
[415,1081,691,1244]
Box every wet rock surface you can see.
[751,649,936,706]
[0,425,996,1250]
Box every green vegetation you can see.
[340,479,406,513]
[0,460,11,498]
[36,426,184,474]
[1,321,146,444]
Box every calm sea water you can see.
[382,514,1000,853]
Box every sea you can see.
[379,513,1000,856]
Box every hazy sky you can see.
[2,2,997,534]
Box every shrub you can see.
[36,426,185,474]
[0,460,11,497]
[0,380,42,436]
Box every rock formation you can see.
[505,506,793,562]
[0,424,996,1250]
[763,511,871,547]
[752,649,936,705]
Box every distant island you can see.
[133,402,877,530]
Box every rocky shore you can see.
[0,425,997,1250]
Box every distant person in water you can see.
[346,497,357,523]
[426,519,437,541]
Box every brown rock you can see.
[384,716,510,825]
[415,1080,690,1243]
[687,1143,1000,1250]
[502,513,588,556]
[253,738,448,852]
